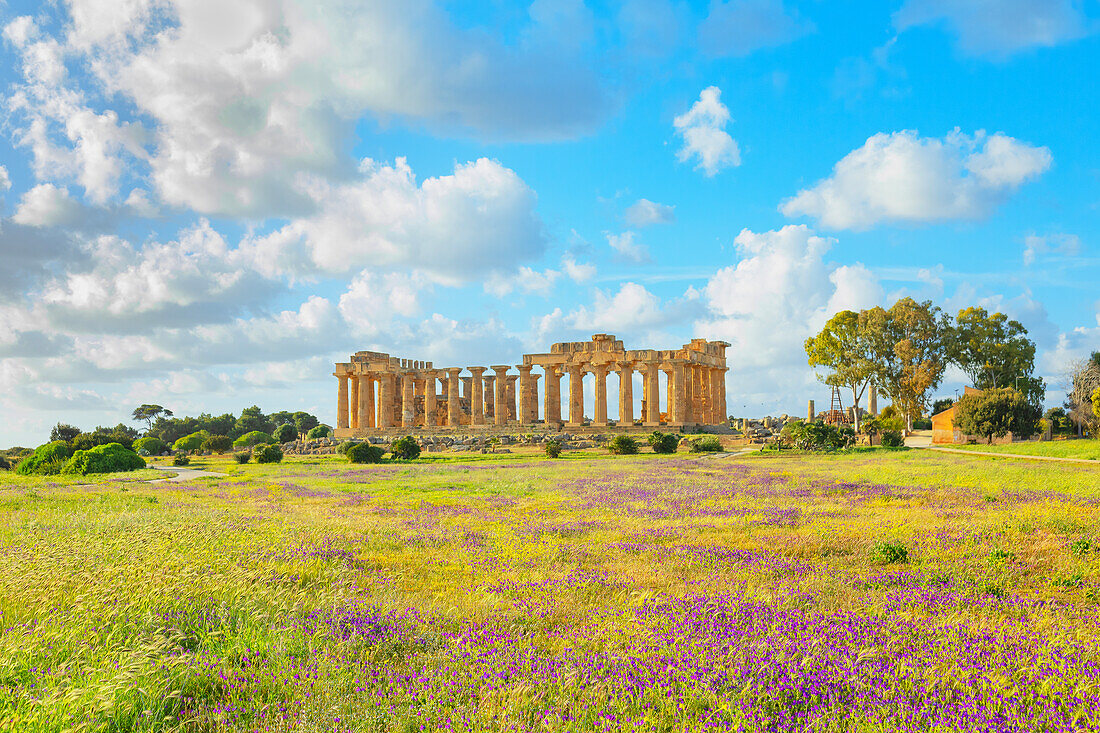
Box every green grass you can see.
[1,450,1099,731]
[947,438,1100,460]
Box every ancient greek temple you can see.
[332,334,729,436]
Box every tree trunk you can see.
[850,388,860,432]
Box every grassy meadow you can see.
[2,448,1100,732]
[948,439,1100,460]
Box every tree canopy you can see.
[132,404,172,433]
[804,309,876,428]
[953,387,1041,444]
[949,307,1044,405]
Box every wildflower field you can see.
[2,448,1100,732]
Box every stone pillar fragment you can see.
[446,368,462,427]
[567,364,585,426]
[491,366,510,427]
[593,364,608,426]
[808,400,815,422]
[869,385,878,416]
[336,374,349,429]
[618,362,634,425]
[644,363,660,426]
[468,368,486,425]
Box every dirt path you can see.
[928,446,1099,465]
[149,465,227,483]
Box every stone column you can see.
[671,362,687,426]
[869,385,878,416]
[644,363,660,426]
[506,375,518,421]
[709,368,723,425]
[446,368,462,427]
[593,364,608,426]
[544,366,562,427]
[567,364,585,426]
[358,374,373,429]
[662,365,674,424]
[378,374,394,428]
[491,366,510,427]
[424,371,437,427]
[717,368,727,425]
[401,373,415,427]
[483,375,496,423]
[618,362,634,425]
[468,368,486,425]
[807,400,815,422]
[529,372,541,423]
[517,365,534,424]
[692,365,704,424]
[349,376,360,429]
[336,374,349,429]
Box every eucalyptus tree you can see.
[804,310,877,430]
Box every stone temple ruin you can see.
[333,334,729,437]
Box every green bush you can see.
[234,452,251,464]
[0,455,9,470]
[337,441,357,455]
[911,418,932,430]
[780,421,855,451]
[233,431,276,449]
[15,441,74,475]
[608,435,639,455]
[307,425,333,439]
[273,423,298,443]
[953,387,1042,444]
[346,442,384,464]
[173,454,190,466]
[544,441,562,458]
[691,437,723,453]
[252,444,283,464]
[62,443,145,475]
[201,435,234,454]
[390,436,421,460]
[133,436,166,455]
[648,431,680,454]
[881,430,904,448]
[871,540,909,565]
[173,430,210,452]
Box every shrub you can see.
[133,436,167,456]
[953,387,1042,444]
[880,430,904,448]
[15,441,74,475]
[691,437,723,453]
[234,452,251,464]
[307,425,333,439]
[608,435,638,455]
[173,454,190,466]
[911,418,932,430]
[273,423,298,444]
[0,455,9,470]
[233,431,276,449]
[173,430,210,452]
[201,435,234,454]
[50,423,82,443]
[781,421,855,451]
[337,441,358,455]
[544,441,562,458]
[346,442,384,464]
[62,443,145,475]
[648,431,679,454]
[252,443,283,464]
[1070,537,1092,556]
[390,436,421,460]
[871,540,909,565]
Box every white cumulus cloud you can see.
[623,198,675,227]
[673,86,741,176]
[780,129,1052,230]
[11,184,84,227]
[606,231,651,264]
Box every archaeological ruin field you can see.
[2,448,1100,732]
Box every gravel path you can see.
[149,465,227,483]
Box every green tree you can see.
[269,411,295,427]
[50,423,81,443]
[862,298,950,431]
[805,310,877,430]
[953,387,1041,444]
[132,404,172,434]
[273,423,298,443]
[931,398,954,416]
[292,412,320,433]
[234,406,274,437]
[948,307,1044,404]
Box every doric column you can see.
[446,368,462,427]
[544,366,561,427]
[357,374,372,429]
[424,371,437,427]
[468,367,486,425]
[808,400,815,422]
[709,367,723,425]
[517,365,534,424]
[378,373,394,428]
[349,376,360,429]
[618,362,634,425]
[672,363,688,425]
[644,363,660,426]
[336,374,349,429]
[717,368,727,425]
[662,365,675,425]
[567,364,585,426]
[529,372,541,423]
[483,375,496,423]
[869,385,878,416]
[401,373,415,427]
[506,375,518,421]
[593,364,608,426]
[491,366,510,427]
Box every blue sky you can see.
[1,0,1098,444]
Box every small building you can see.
[931,386,1051,444]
